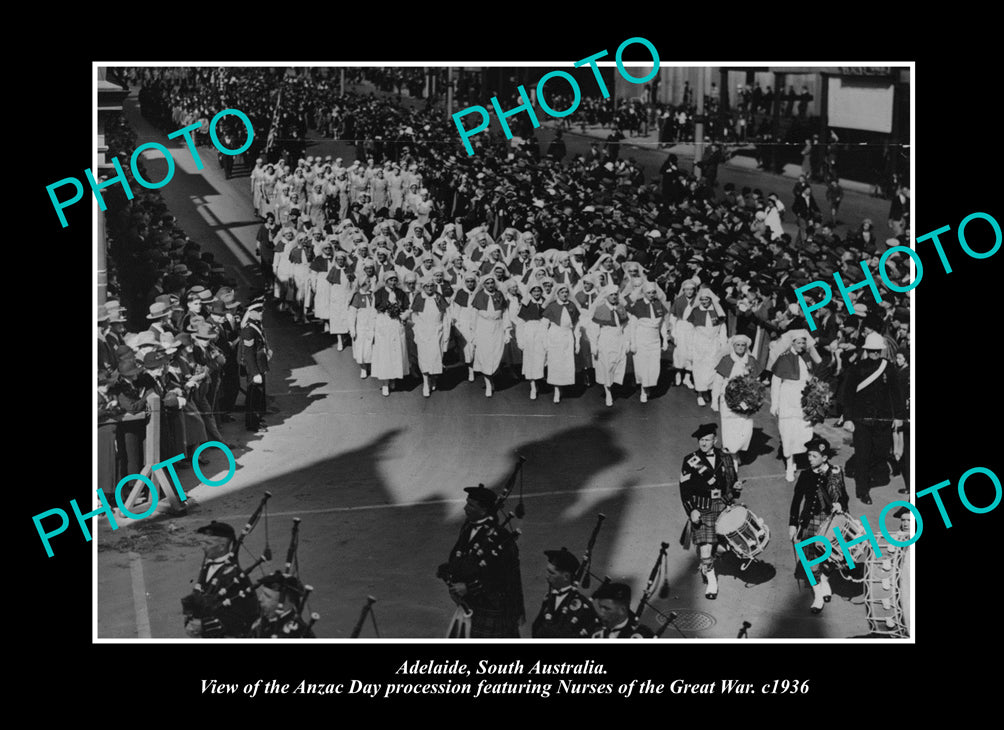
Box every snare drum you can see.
[818,512,870,569]
[715,505,770,569]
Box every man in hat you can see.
[590,582,653,638]
[789,435,849,613]
[240,296,272,431]
[842,332,906,505]
[531,548,600,638]
[680,423,743,600]
[251,570,315,638]
[181,521,259,638]
[438,485,524,638]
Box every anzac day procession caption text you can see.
[202,660,809,699]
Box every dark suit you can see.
[240,319,270,431]
[439,516,524,638]
[844,357,905,498]
[531,586,600,638]
[182,554,259,638]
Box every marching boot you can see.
[381,382,390,397]
[697,394,706,406]
[684,372,695,389]
[675,371,682,386]
[604,386,613,407]
[422,374,431,398]
[704,567,718,600]
[337,335,344,351]
[640,387,648,404]
[323,322,330,333]
[431,376,436,391]
[819,572,832,603]
[468,366,475,382]
[810,582,826,614]
[484,376,493,398]
[529,380,537,400]
[360,367,368,379]
[553,386,561,404]
[786,457,796,483]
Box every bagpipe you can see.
[181,492,319,638]
[438,456,526,638]
[574,513,605,590]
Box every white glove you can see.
[253,374,263,385]
[177,397,187,408]
[689,509,701,524]
[788,525,797,541]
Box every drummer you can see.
[679,423,743,600]
[788,435,850,614]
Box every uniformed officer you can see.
[788,435,849,614]
[181,521,259,638]
[590,582,654,638]
[239,295,272,431]
[680,423,743,599]
[842,332,906,505]
[251,570,316,638]
[437,485,524,638]
[531,548,600,639]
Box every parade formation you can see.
[95,65,913,639]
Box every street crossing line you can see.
[215,472,786,521]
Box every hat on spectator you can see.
[146,302,171,320]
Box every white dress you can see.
[371,291,409,380]
[689,309,727,391]
[473,294,506,376]
[327,267,354,336]
[520,306,548,381]
[594,314,628,386]
[545,305,577,387]
[350,294,376,365]
[631,313,665,388]
[413,294,448,375]
[713,354,756,453]
[772,354,814,458]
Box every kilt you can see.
[693,497,728,546]
[470,608,520,638]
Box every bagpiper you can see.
[531,548,600,638]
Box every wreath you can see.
[724,374,767,416]
[384,302,402,320]
[801,376,833,425]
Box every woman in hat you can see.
[628,281,670,404]
[472,273,509,397]
[770,329,822,481]
[311,244,334,327]
[710,334,762,460]
[501,278,525,376]
[670,278,700,389]
[591,286,630,407]
[450,270,481,382]
[371,270,411,396]
[349,278,377,379]
[517,282,548,400]
[412,276,451,397]
[573,273,602,387]
[325,249,356,350]
[686,288,728,407]
[543,283,580,404]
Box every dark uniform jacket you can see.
[531,586,600,638]
[439,516,524,624]
[679,448,740,513]
[789,463,850,538]
[182,555,259,638]
[843,358,905,423]
[239,320,270,379]
[591,617,655,638]
[252,607,316,638]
